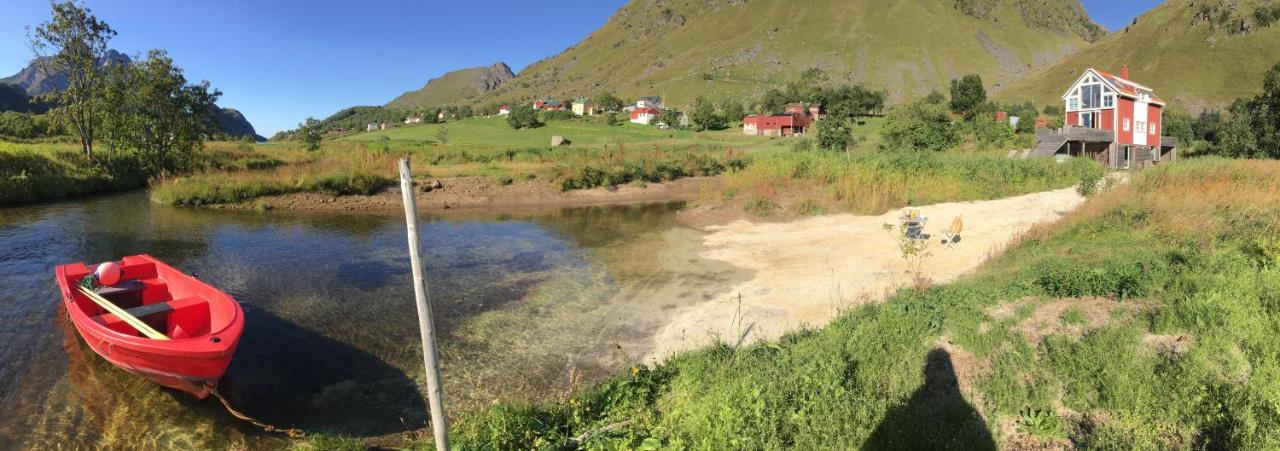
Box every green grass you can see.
[372,158,1280,449]
[0,142,150,205]
[718,149,1104,215]
[342,116,758,149]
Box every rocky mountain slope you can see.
[470,0,1103,109]
[1000,0,1280,112]
[386,62,515,109]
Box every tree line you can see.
[17,1,223,176]
[1164,62,1280,159]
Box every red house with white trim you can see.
[630,107,660,125]
[1034,65,1178,168]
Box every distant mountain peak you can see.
[386,62,516,109]
[1,48,262,141]
[1,49,131,97]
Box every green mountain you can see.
[999,0,1280,112]
[386,62,515,109]
[472,0,1102,109]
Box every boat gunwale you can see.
[55,254,243,359]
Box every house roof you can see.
[632,107,660,115]
[744,113,808,128]
[1067,68,1165,106]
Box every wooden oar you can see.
[77,285,170,340]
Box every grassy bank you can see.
[0,142,151,205]
[383,158,1280,449]
[718,151,1104,217]
[0,141,296,206]
[151,118,761,206]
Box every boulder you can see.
[551,135,572,146]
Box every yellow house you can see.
[572,98,599,116]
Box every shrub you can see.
[743,195,778,217]
[882,97,959,152]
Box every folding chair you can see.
[941,216,963,249]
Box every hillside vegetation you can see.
[422,158,1280,450]
[475,0,1100,110]
[1000,0,1280,112]
[387,63,515,109]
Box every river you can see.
[0,192,732,448]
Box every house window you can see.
[1081,112,1101,129]
[1103,94,1114,108]
[1149,123,1156,135]
[1081,84,1103,109]
[1136,121,1145,135]
[1068,98,1079,111]
[1123,119,1131,131]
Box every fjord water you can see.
[0,193,702,448]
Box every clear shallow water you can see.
[0,193,699,448]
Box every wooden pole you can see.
[398,158,450,451]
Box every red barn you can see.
[743,113,810,137]
[1032,65,1178,168]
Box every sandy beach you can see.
[644,186,1088,362]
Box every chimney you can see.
[1120,65,1130,80]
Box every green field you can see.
[398,158,1280,450]
[341,116,764,149]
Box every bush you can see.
[816,119,853,151]
[540,110,574,121]
[743,195,778,217]
[305,172,390,196]
[882,97,959,152]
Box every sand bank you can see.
[645,186,1087,362]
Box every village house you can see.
[437,111,449,121]
[572,98,599,116]
[742,102,821,137]
[379,122,394,130]
[498,105,511,116]
[404,116,422,124]
[367,123,377,132]
[1032,65,1177,169]
[743,113,810,137]
[636,96,663,110]
[534,100,566,111]
[630,107,660,125]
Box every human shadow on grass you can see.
[862,348,995,451]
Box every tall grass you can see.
[151,142,751,205]
[150,147,395,206]
[720,150,1104,215]
[403,159,1280,449]
[0,142,150,205]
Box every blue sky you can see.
[1081,0,1163,31]
[2,0,1157,136]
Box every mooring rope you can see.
[210,389,306,438]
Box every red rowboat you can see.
[55,254,244,399]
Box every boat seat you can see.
[94,297,208,334]
[97,279,148,309]
[122,301,176,318]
